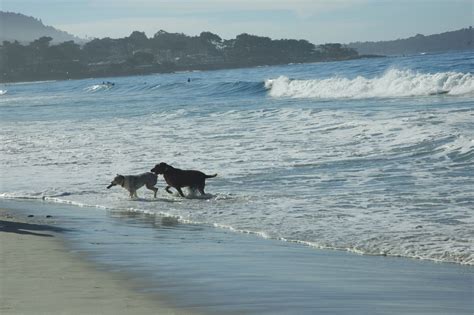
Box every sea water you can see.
[1,51,473,268]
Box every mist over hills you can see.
[1,12,362,83]
[0,11,82,43]
[348,27,473,56]
[2,11,472,52]
[1,10,471,55]
[0,11,472,83]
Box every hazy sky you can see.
[2,0,472,44]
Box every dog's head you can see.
[107,174,125,189]
[150,162,170,174]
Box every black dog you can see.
[150,162,217,197]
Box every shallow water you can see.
[1,51,473,266]
[2,199,473,315]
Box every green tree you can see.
[47,40,82,61]
[28,36,53,61]
[127,31,149,48]
[128,51,154,65]
[1,40,28,69]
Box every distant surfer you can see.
[187,78,191,83]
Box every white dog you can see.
[107,172,158,198]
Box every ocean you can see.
[1,51,473,313]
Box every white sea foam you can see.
[84,84,112,92]
[0,90,7,95]
[265,69,474,99]
[213,223,271,239]
[0,192,108,209]
[1,53,473,266]
[7,80,57,85]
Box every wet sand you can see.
[0,209,196,315]
[1,201,472,315]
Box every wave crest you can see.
[265,69,474,99]
[84,84,113,92]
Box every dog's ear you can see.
[117,175,125,185]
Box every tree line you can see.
[0,30,360,83]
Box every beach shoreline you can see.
[1,200,472,315]
[0,208,196,315]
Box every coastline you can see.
[0,54,384,85]
[0,208,197,315]
[0,200,472,315]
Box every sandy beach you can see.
[0,209,196,315]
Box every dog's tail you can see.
[205,173,217,179]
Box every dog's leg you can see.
[198,182,206,195]
[165,186,173,194]
[176,187,185,197]
[146,184,158,198]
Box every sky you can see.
[2,0,472,44]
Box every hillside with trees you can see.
[0,30,361,83]
[348,27,473,56]
[0,11,82,44]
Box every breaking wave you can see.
[265,69,474,99]
[84,83,114,92]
